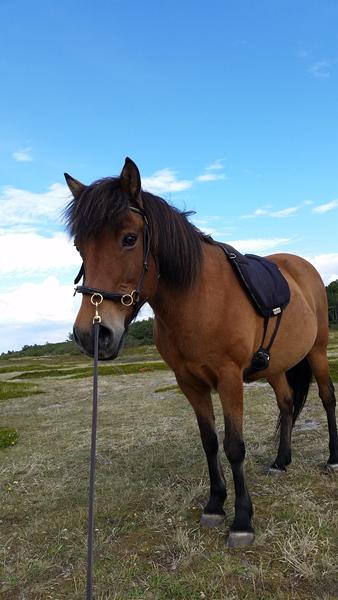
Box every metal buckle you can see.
[121,290,139,307]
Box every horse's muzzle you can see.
[73,323,124,360]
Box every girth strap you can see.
[246,312,283,376]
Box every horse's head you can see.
[65,158,158,360]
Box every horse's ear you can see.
[64,173,86,198]
[120,157,143,206]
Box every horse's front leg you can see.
[218,365,254,547]
[176,376,227,527]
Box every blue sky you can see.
[1,0,338,352]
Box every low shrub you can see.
[0,427,18,449]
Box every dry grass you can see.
[1,336,338,599]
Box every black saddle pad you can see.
[219,244,290,317]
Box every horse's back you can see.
[265,252,329,350]
[266,253,327,311]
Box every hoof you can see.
[200,512,225,528]
[226,530,255,548]
[268,466,286,475]
[324,463,338,473]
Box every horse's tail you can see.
[276,358,313,436]
[287,357,313,425]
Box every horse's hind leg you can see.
[176,377,227,527]
[268,373,294,472]
[307,347,338,469]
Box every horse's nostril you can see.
[72,323,123,359]
[98,324,113,348]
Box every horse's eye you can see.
[122,233,137,247]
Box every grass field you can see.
[1,333,338,599]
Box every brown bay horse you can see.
[65,157,338,547]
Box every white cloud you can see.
[142,169,192,194]
[197,173,225,182]
[0,277,81,352]
[242,205,300,218]
[309,60,331,79]
[12,147,33,162]
[0,277,80,325]
[0,232,78,275]
[228,237,291,253]
[0,183,69,229]
[304,253,338,285]
[0,277,153,353]
[205,159,224,171]
[197,159,227,183]
[191,215,234,239]
[270,206,299,217]
[312,200,338,214]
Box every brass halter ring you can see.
[121,290,139,307]
[91,293,103,324]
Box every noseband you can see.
[73,207,151,321]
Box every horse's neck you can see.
[148,282,188,325]
[148,242,222,325]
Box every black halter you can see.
[73,207,151,322]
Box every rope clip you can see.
[91,293,103,324]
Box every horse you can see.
[64,157,338,547]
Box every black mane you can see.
[64,177,208,289]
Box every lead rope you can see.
[86,293,103,600]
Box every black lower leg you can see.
[197,416,227,515]
[271,409,292,470]
[224,432,253,533]
[323,379,338,465]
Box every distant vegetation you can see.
[1,279,338,360]
[0,318,155,359]
[327,279,338,323]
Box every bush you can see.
[0,427,18,449]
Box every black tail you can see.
[276,358,313,436]
[286,357,313,425]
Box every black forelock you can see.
[64,177,130,238]
[64,176,209,290]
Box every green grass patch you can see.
[70,360,168,380]
[0,380,42,401]
[329,359,338,381]
[10,357,338,383]
[0,427,19,448]
[154,383,182,393]
[12,360,168,380]
[0,362,80,375]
